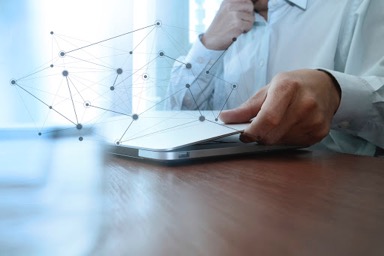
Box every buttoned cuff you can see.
[324,70,372,131]
[185,35,225,67]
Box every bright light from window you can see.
[189,0,221,43]
[1,0,222,128]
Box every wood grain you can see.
[94,150,384,256]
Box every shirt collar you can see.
[287,0,307,10]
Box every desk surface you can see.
[96,150,384,256]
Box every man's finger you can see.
[220,86,267,123]
[243,75,298,142]
[220,0,254,15]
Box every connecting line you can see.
[120,119,197,144]
[130,26,156,54]
[67,77,86,103]
[118,119,135,143]
[65,23,158,54]
[157,25,188,55]
[114,57,157,88]
[66,55,116,70]
[47,108,77,126]
[173,58,188,66]
[179,54,217,119]
[65,77,79,124]
[89,104,131,117]
[187,87,203,117]
[195,69,235,120]
[162,53,191,68]
[206,118,242,132]
[162,53,180,63]
[112,74,119,88]
[138,87,185,116]
[217,87,235,120]
[16,66,52,82]
[14,83,76,125]
[206,48,228,74]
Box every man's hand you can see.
[220,70,341,146]
[202,0,255,50]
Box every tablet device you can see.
[104,110,299,162]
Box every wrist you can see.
[317,69,341,98]
[317,69,342,113]
[201,33,233,51]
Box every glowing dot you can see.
[129,51,133,54]
[155,20,162,27]
[215,118,219,122]
[142,73,149,80]
[185,83,191,89]
[199,116,206,122]
[79,137,83,141]
[59,51,66,57]
[132,114,139,120]
[49,106,53,109]
[84,101,91,108]
[110,86,115,91]
[76,124,83,130]
[50,31,54,35]
[50,64,54,68]
[232,84,237,89]
[10,80,16,85]
[62,70,69,77]
[186,63,192,69]
[116,141,120,145]
[206,71,210,74]
[159,51,165,57]
[116,68,123,75]
[232,37,237,42]
[38,132,42,136]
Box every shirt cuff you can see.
[184,34,225,67]
[324,70,372,131]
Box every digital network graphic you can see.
[10,20,241,145]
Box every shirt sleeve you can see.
[164,36,225,110]
[326,0,384,149]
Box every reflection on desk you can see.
[96,150,384,256]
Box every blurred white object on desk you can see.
[0,127,105,256]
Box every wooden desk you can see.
[96,150,384,256]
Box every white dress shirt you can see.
[165,0,384,156]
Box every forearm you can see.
[165,37,225,110]
[327,70,384,149]
[325,0,384,151]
